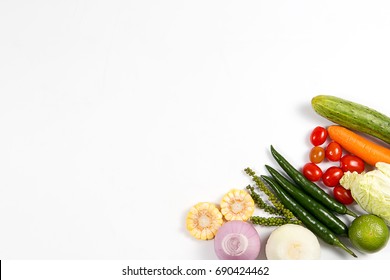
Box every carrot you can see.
[327,125,390,166]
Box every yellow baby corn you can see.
[186,202,223,240]
[220,189,255,221]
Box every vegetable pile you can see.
[185,95,390,260]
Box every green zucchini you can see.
[311,95,390,145]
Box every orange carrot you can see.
[327,125,390,166]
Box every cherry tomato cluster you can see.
[302,126,366,205]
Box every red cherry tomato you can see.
[333,185,354,205]
[309,146,325,164]
[340,155,365,173]
[302,163,323,181]
[310,126,328,146]
[322,166,344,187]
[325,141,342,162]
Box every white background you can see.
[1,0,390,260]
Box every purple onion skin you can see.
[214,220,261,260]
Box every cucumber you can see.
[311,95,390,145]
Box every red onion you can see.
[214,220,261,260]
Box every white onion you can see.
[214,221,261,260]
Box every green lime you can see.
[348,214,389,253]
